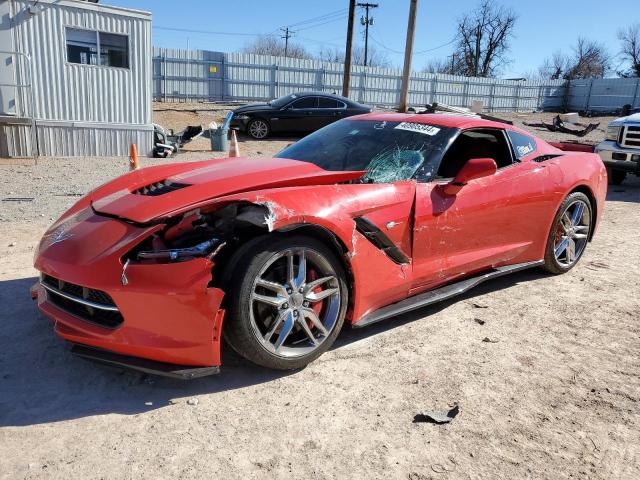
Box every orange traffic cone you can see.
[229,130,240,158]
[129,143,139,171]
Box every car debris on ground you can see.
[153,123,204,158]
[413,405,460,424]
[524,115,600,137]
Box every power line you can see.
[295,14,348,32]
[369,31,457,56]
[284,8,348,28]
[153,26,263,37]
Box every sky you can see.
[116,0,637,78]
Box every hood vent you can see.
[132,180,191,196]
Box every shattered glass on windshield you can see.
[276,119,454,183]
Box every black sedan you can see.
[229,91,372,139]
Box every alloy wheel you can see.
[248,120,269,139]
[554,199,591,267]
[249,248,341,358]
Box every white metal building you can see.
[0,0,152,157]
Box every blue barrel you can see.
[210,127,229,152]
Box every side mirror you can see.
[443,158,497,195]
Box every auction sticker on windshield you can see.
[394,122,441,136]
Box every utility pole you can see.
[398,0,418,112]
[281,27,293,57]
[357,2,378,67]
[342,0,357,97]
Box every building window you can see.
[66,28,129,68]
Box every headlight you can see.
[137,237,221,262]
[235,115,250,121]
[606,125,622,142]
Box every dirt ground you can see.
[1,110,639,480]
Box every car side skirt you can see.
[353,260,544,328]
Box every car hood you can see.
[91,157,365,224]
[610,112,640,126]
[233,103,276,114]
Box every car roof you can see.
[350,112,530,132]
[293,91,366,106]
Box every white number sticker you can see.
[394,122,441,136]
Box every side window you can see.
[507,131,537,159]
[291,97,317,109]
[66,28,98,65]
[437,129,514,179]
[318,97,340,108]
[66,28,129,68]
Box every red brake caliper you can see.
[307,270,323,328]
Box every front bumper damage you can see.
[33,209,226,378]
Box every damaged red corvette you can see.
[32,113,607,377]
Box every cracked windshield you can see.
[276,119,453,183]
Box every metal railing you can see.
[0,50,38,159]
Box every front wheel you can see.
[247,118,270,139]
[608,169,627,185]
[224,235,348,370]
[542,192,592,274]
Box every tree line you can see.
[243,0,639,80]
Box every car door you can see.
[274,96,318,133]
[315,97,347,128]
[410,128,554,292]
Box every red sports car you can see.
[32,113,607,377]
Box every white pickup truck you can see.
[595,112,640,185]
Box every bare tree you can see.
[564,37,610,79]
[538,39,611,80]
[538,51,570,80]
[421,56,465,75]
[242,35,312,59]
[618,24,640,77]
[452,0,518,77]
[317,45,391,67]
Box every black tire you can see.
[247,118,271,140]
[609,169,627,185]
[223,234,348,370]
[542,192,592,274]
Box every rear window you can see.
[318,98,341,108]
[507,130,537,159]
[276,119,453,183]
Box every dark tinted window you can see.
[276,119,453,183]
[507,130,537,159]
[318,97,340,108]
[291,97,317,109]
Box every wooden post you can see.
[342,0,356,97]
[398,0,419,112]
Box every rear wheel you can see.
[608,169,627,185]
[542,192,592,274]
[224,235,348,370]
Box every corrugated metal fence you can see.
[153,48,566,112]
[153,48,640,113]
[566,77,640,113]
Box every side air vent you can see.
[133,180,190,196]
[533,154,561,163]
[353,216,410,265]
